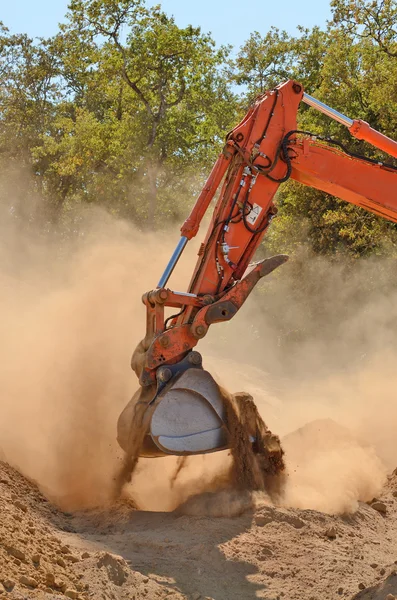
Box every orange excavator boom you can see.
[118,80,397,458]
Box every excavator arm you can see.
[117,79,397,459]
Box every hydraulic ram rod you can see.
[302,93,353,127]
[157,236,188,288]
[302,92,397,159]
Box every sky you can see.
[2,0,331,48]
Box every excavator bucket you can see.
[117,355,285,488]
[117,357,230,458]
[117,256,289,459]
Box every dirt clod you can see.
[372,501,387,514]
[14,500,27,512]
[55,579,67,591]
[325,526,337,539]
[65,553,80,563]
[6,545,25,561]
[97,553,127,586]
[46,572,56,586]
[255,515,269,527]
[19,575,39,588]
[2,579,15,591]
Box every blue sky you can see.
[2,0,331,48]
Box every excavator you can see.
[117,79,397,467]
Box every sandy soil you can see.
[2,452,397,600]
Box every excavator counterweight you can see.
[117,79,397,466]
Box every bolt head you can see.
[157,367,172,383]
[196,325,206,336]
[188,351,202,366]
[159,335,170,348]
[191,323,207,339]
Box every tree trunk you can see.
[146,161,157,227]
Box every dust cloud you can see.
[0,168,184,509]
[0,166,397,515]
[0,167,232,512]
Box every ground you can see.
[1,460,397,600]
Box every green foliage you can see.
[2,1,397,258]
[52,0,238,224]
[0,2,238,225]
[233,26,329,102]
[233,28,295,100]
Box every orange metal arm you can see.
[290,138,397,222]
[186,80,303,297]
[349,120,397,159]
[302,92,397,159]
[137,80,397,386]
[180,142,235,240]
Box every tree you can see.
[331,0,397,57]
[2,0,397,256]
[54,0,237,224]
[0,25,60,156]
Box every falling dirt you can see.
[170,457,188,488]
[115,381,285,504]
[222,388,285,492]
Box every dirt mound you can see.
[0,461,183,599]
[0,461,84,599]
[4,457,397,600]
